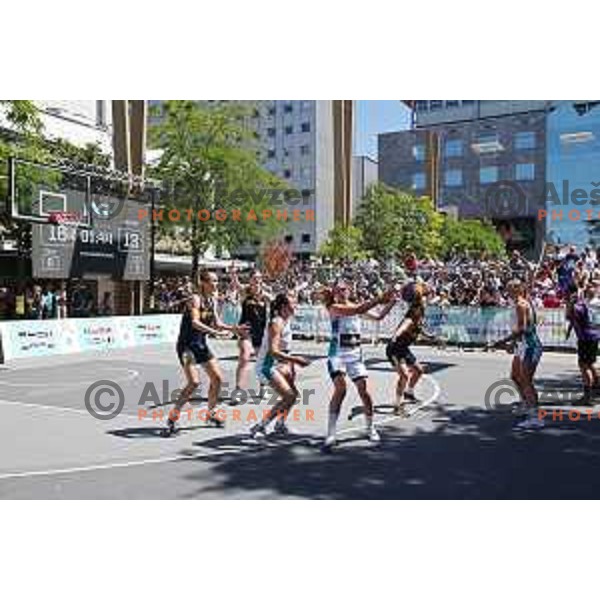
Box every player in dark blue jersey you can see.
[163,270,248,437]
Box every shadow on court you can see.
[364,357,457,375]
[178,404,600,499]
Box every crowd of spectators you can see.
[150,244,600,312]
[0,281,114,320]
[3,244,599,321]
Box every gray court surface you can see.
[1,339,600,499]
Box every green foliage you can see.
[0,101,52,258]
[0,100,42,136]
[0,101,113,258]
[319,224,369,261]
[149,101,288,270]
[349,183,506,261]
[354,183,443,259]
[440,217,507,259]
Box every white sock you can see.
[365,414,374,432]
[327,411,339,438]
[407,385,414,393]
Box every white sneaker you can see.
[367,427,381,443]
[321,435,337,453]
[513,415,545,431]
[249,423,266,440]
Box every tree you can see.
[0,101,114,270]
[319,224,369,261]
[440,217,506,259]
[149,101,288,277]
[0,101,50,271]
[354,183,443,259]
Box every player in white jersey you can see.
[249,293,310,439]
[321,281,395,451]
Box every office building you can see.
[545,101,600,247]
[148,100,336,257]
[379,101,549,256]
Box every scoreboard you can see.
[32,194,150,281]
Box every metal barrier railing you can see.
[220,303,591,350]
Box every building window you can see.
[284,103,293,113]
[516,163,535,181]
[283,169,292,179]
[301,233,311,244]
[284,234,293,243]
[285,125,293,135]
[444,139,463,158]
[415,100,428,111]
[301,122,311,133]
[267,149,276,159]
[301,189,311,199]
[413,144,426,162]
[480,166,499,184]
[412,172,426,190]
[268,106,276,116]
[300,144,310,156]
[474,132,503,154]
[430,101,443,110]
[462,100,476,106]
[445,169,463,187]
[301,167,312,180]
[267,128,276,138]
[446,100,460,108]
[515,131,536,150]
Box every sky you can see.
[354,100,412,160]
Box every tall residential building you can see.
[148,100,335,257]
[244,100,335,257]
[379,101,549,257]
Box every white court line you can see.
[0,369,139,388]
[0,375,442,482]
[0,398,144,420]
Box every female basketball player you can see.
[322,281,395,451]
[231,269,272,403]
[386,282,438,415]
[249,293,310,439]
[491,279,544,429]
[566,283,600,405]
[163,270,249,437]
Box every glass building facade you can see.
[546,101,600,246]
